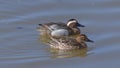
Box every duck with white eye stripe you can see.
[37,19,85,38]
[38,19,84,31]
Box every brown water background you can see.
[0,0,120,68]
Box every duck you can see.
[49,34,94,50]
[37,19,85,37]
[38,19,84,31]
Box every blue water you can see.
[0,0,120,68]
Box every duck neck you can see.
[71,27,80,34]
[80,42,87,48]
[76,37,87,47]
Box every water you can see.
[0,0,120,68]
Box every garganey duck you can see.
[38,19,85,37]
[38,19,84,31]
[49,34,94,50]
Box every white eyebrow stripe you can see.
[67,20,76,26]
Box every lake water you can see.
[0,0,120,68]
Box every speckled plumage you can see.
[49,34,93,50]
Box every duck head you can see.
[76,34,94,43]
[67,19,85,28]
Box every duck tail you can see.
[38,24,53,31]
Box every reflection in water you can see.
[38,32,51,44]
[49,48,87,58]
[38,31,88,58]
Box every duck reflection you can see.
[49,48,87,58]
[38,31,51,44]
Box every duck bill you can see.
[77,23,85,27]
[86,39,94,43]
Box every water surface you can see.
[0,0,120,68]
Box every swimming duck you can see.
[49,34,94,50]
[38,19,85,37]
[37,19,84,31]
